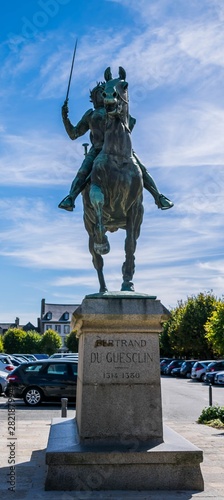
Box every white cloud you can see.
[0,130,84,186]
[134,101,224,168]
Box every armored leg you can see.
[133,151,174,210]
[58,147,99,212]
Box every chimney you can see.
[15,317,19,327]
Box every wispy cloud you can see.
[0,130,84,186]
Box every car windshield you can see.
[24,364,43,372]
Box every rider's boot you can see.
[133,152,174,210]
[58,174,88,212]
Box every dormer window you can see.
[46,312,52,320]
[64,312,69,321]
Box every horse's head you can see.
[102,67,129,123]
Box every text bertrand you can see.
[94,338,147,348]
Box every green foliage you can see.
[198,405,224,425]
[39,329,62,355]
[0,335,4,353]
[3,328,27,353]
[159,321,173,357]
[65,330,79,353]
[22,330,42,353]
[205,302,224,356]
[163,292,219,358]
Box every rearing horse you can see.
[82,67,144,292]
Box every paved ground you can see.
[0,409,224,499]
[0,376,224,499]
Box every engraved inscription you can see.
[90,336,153,382]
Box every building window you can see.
[64,312,69,321]
[46,312,52,320]
[64,325,70,334]
[46,325,51,330]
[55,325,61,334]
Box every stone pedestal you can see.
[45,292,204,491]
[75,292,165,445]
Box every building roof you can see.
[41,300,79,322]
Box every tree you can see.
[159,319,173,357]
[65,330,79,352]
[3,328,27,354]
[0,335,4,353]
[205,302,224,356]
[40,329,62,355]
[164,292,218,358]
[22,330,42,353]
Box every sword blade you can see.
[65,38,78,102]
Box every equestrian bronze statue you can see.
[59,65,173,292]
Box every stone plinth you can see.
[73,293,167,444]
[45,419,204,491]
[45,293,204,492]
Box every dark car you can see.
[33,354,49,359]
[164,360,184,375]
[160,358,174,374]
[180,360,198,378]
[6,359,78,406]
[170,366,181,377]
[205,360,224,385]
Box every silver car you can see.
[191,360,214,382]
[0,370,8,394]
[214,371,224,385]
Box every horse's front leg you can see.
[89,184,110,255]
[121,230,136,292]
[121,203,143,291]
[89,235,108,293]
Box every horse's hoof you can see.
[99,287,108,293]
[94,240,110,255]
[121,281,135,292]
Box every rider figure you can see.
[58,83,174,211]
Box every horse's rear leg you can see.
[121,204,143,292]
[89,184,110,255]
[89,236,108,293]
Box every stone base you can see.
[45,418,204,491]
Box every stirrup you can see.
[156,194,174,210]
[58,195,75,212]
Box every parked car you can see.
[205,360,224,385]
[33,354,49,359]
[13,354,37,361]
[0,370,8,394]
[160,358,174,374]
[164,360,184,375]
[214,371,224,385]
[191,361,214,382]
[6,359,78,406]
[180,360,198,378]
[6,356,24,367]
[50,353,78,359]
[0,355,16,373]
[170,366,181,377]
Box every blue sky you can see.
[1,0,224,326]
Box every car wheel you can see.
[23,387,43,406]
[201,373,206,382]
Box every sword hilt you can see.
[82,143,89,157]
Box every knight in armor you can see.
[58,83,173,211]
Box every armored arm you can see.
[61,101,92,140]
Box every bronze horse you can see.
[82,67,144,292]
